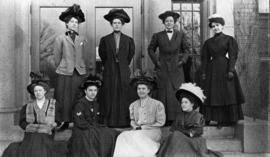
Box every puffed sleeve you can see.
[19,104,29,130]
[141,101,166,129]
[148,33,159,67]
[180,32,191,63]
[73,102,93,130]
[98,37,107,65]
[127,37,135,64]
[228,36,239,72]
[201,40,210,75]
[129,102,139,129]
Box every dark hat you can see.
[104,9,130,23]
[59,4,85,23]
[159,11,180,21]
[130,70,157,90]
[27,72,50,96]
[80,75,103,90]
[175,83,206,109]
[208,14,225,28]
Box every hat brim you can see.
[159,11,180,21]
[130,77,157,90]
[175,89,203,108]
[104,9,130,23]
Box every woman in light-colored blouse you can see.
[113,72,166,157]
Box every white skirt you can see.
[113,129,162,157]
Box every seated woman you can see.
[113,72,166,157]
[157,83,223,157]
[2,72,66,157]
[68,75,119,157]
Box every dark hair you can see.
[178,92,200,109]
[162,16,177,24]
[110,17,125,25]
[64,15,80,24]
[136,82,153,91]
[208,17,225,28]
[29,82,50,99]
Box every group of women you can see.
[3,3,245,157]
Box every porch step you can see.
[207,138,242,152]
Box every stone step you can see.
[203,126,235,138]
[207,138,242,152]
[0,140,14,156]
[222,152,270,157]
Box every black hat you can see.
[80,75,103,90]
[59,4,85,23]
[104,9,130,23]
[27,72,50,97]
[130,70,157,90]
[208,14,225,28]
[175,83,206,109]
[159,11,180,21]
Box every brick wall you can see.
[234,0,269,120]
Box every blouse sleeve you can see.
[148,33,159,67]
[98,37,107,65]
[73,102,92,130]
[19,104,29,130]
[129,103,139,129]
[201,40,210,75]
[180,32,191,63]
[228,37,239,72]
[141,102,166,130]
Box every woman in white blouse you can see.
[113,72,166,157]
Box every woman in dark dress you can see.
[148,11,191,124]
[48,4,88,129]
[157,83,223,157]
[2,72,66,157]
[98,9,136,127]
[68,75,119,157]
[200,14,245,127]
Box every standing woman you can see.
[200,14,245,127]
[148,11,191,124]
[50,4,88,129]
[2,72,66,157]
[98,9,135,127]
[113,72,166,157]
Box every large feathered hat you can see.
[175,83,206,109]
[158,11,180,22]
[208,13,225,28]
[104,9,130,23]
[80,74,103,90]
[27,72,50,96]
[59,4,85,23]
[130,69,157,90]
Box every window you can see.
[172,0,203,82]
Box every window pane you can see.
[181,3,192,11]
[193,3,200,11]
[181,12,192,31]
[172,3,180,10]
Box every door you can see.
[31,0,142,91]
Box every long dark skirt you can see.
[157,131,223,157]
[54,70,86,122]
[2,132,67,157]
[68,126,119,157]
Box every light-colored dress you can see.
[113,97,166,157]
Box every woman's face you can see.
[111,18,123,32]
[164,16,175,30]
[66,17,79,32]
[211,22,224,34]
[137,84,150,99]
[85,85,98,101]
[34,85,46,100]
[181,97,194,112]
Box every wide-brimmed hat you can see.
[130,70,157,90]
[80,74,103,90]
[59,4,85,23]
[104,9,130,23]
[175,83,206,109]
[27,72,50,96]
[159,11,180,21]
[208,13,225,28]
